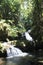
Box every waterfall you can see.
[7,46,23,57]
[2,44,28,58]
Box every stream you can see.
[0,49,43,65]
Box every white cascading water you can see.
[6,46,28,58]
[7,45,23,57]
[25,32,33,41]
[2,42,28,58]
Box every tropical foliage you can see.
[0,0,43,49]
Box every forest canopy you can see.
[0,0,43,49]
